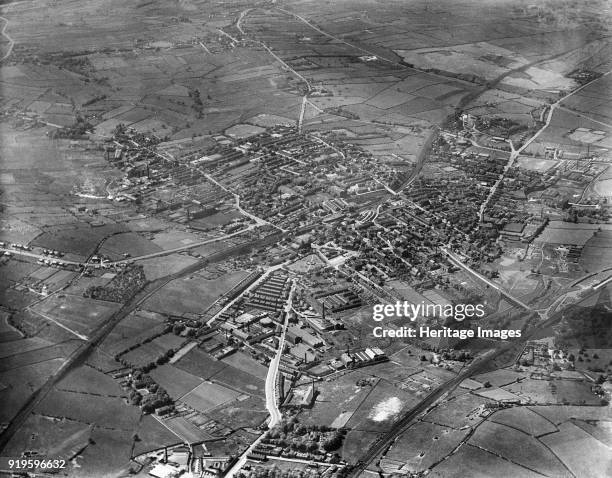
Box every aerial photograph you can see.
[0,0,610,477]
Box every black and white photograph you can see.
[0,0,610,477]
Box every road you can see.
[223,280,294,478]
[203,173,286,232]
[0,225,256,267]
[0,232,283,453]
[348,284,603,477]
[205,260,291,326]
[347,348,500,477]
[478,68,612,221]
[441,247,534,313]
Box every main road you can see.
[223,279,294,477]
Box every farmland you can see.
[142,269,249,316]
[0,0,610,476]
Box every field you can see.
[211,367,265,397]
[220,351,268,380]
[56,364,123,396]
[173,347,228,379]
[423,393,486,429]
[429,443,544,478]
[527,405,612,425]
[161,416,212,444]
[35,388,140,430]
[489,407,557,436]
[534,221,612,246]
[133,415,182,456]
[179,381,241,413]
[143,269,249,316]
[503,378,557,403]
[99,310,167,357]
[0,340,80,373]
[0,358,65,423]
[580,231,612,272]
[173,346,266,396]
[341,430,383,465]
[30,294,121,338]
[382,421,470,473]
[122,333,184,367]
[213,395,268,429]
[299,373,371,428]
[345,380,415,432]
[540,421,611,478]
[98,232,163,260]
[72,427,134,477]
[3,414,93,463]
[0,336,51,358]
[149,364,203,399]
[469,421,569,476]
[31,223,127,259]
[138,254,198,281]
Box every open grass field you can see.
[383,420,470,473]
[56,364,123,396]
[580,231,612,272]
[540,421,612,478]
[429,443,544,478]
[35,388,140,430]
[0,337,51,358]
[0,340,80,373]
[0,358,66,423]
[143,269,249,316]
[345,380,416,433]
[214,395,268,429]
[174,347,228,379]
[299,373,371,428]
[469,421,569,476]
[122,333,184,367]
[220,351,268,380]
[489,406,558,436]
[3,414,92,463]
[133,415,182,456]
[99,310,166,356]
[180,381,241,413]
[161,416,212,445]
[139,254,199,281]
[342,430,383,465]
[72,427,134,478]
[149,364,203,400]
[423,393,486,429]
[31,223,127,259]
[31,294,121,338]
[528,405,612,425]
[98,232,162,260]
[210,367,265,397]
